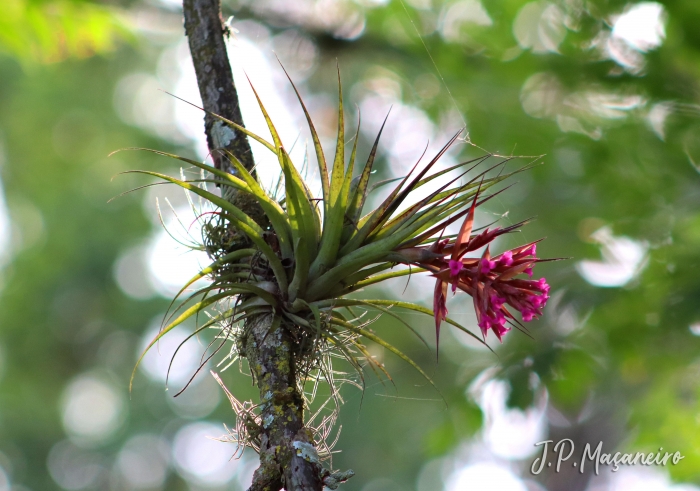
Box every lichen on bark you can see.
[181,1,329,489]
[242,314,324,490]
[182,0,267,227]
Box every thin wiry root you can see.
[208,311,373,470]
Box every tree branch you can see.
[183,0,266,225]
[183,0,251,174]
[244,316,325,491]
[182,2,325,490]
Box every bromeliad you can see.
[392,187,550,347]
[120,68,553,475]
[122,73,552,375]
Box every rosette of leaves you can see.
[121,72,544,484]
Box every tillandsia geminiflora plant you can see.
[119,66,552,490]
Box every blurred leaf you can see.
[0,0,132,63]
[424,400,482,458]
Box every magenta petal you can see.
[478,318,490,337]
[499,250,513,267]
[492,323,511,342]
[448,259,463,277]
[448,260,463,293]
[480,258,496,274]
[490,294,506,310]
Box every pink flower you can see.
[448,259,464,293]
[478,311,511,342]
[523,244,537,256]
[498,250,513,267]
[492,322,511,342]
[449,259,463,277]
[490,294,506,310]
[480,258,496,274]
[395,199,552,347]
[531,294,548,308]
[477,315,494,336]
[437,244,549,340]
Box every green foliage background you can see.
[0,0,699,490]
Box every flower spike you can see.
[395,185,551,348]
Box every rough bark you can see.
[183,0,251,173]
[244,316,325,491]
[182,2,324,489]
[182,0,266,226]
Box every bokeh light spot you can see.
[446,462,527,491]
[172,422,239,486]
[576,226,648,287]
[47,440,105,490]
[116,434,170,490]
[60,374,126,446]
